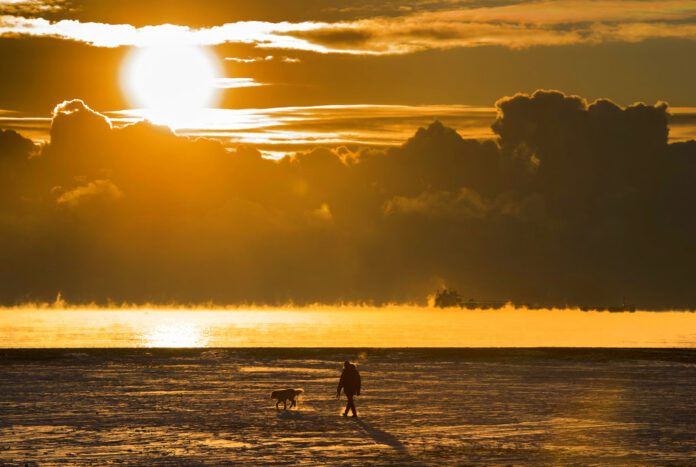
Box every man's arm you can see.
[336,372,345,397]
[356,371,361,396]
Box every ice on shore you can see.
[1,348,695,465]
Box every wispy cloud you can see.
[2,104,498,152]
[289,0,696,53]
[0,0,63,13]
[6,103,696,155]
[55,179,123,207]
[225,55,301,63]
[225,56,274,63]
[0,15,336,49]
[214,77,266,89]
[112,104,498,154]
[1,1,696,53]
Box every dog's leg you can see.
[275,400,280,409]
[289,398,296,409]
[283,400,287,410]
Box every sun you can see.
[121,45,221,124]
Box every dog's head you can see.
[271,390,281,399]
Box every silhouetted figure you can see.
[337,361,361,417]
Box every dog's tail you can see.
[295,389,304,395]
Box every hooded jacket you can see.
[338,363,361,395]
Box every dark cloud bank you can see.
[2,90,696,308]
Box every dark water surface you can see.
[1,348,695,465]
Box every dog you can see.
[271,388,303,409]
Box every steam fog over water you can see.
[2,307,696,348]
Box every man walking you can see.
[337,361,361,417]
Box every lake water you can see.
[3,309,696,464]
[1,307,696,348]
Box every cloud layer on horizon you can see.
[5,104,696,156]
[1,90,696,308]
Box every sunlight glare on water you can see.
[1,307,696,348]
[141,323,209,347]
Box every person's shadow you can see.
[355,419,427,465]
[355,419,406,452]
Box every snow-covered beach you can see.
[2,348,695,465]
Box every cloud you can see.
[0,0,63,14]
[225,55,301,63]
[2,1,696,53]
[383,188,488,218]
[13,103,696,155]
[2,104,501,158]
[0,15,338,50]
[105,104,498,153]
[290,1,696,54]
[0,126,35,158]
[55,179,123,207]
[214,77,266,89]
[0,127,34,207]
[2,90,696,308]
[225,55,274,63]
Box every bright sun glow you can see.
[141,323,208,348]
[121,45,221,124]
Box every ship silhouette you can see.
[433,289,508,309]
[433,289,636,311]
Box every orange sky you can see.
[1,2,696,308]
[2,0,696,115]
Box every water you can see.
[2,308,695,464]
[2,307,696,348]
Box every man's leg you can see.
[346,393,357,417]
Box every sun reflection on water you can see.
[141,323,208,347]
[1,307,696,348]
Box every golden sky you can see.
[1,0,696,113]
[1,1,696,308]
